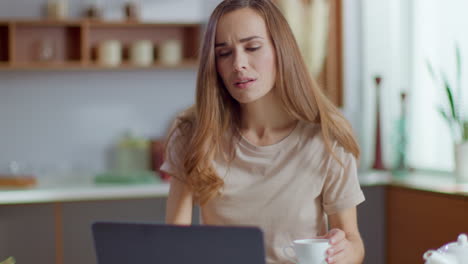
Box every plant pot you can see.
[454,141,468,183]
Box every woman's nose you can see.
[233,52,247,72]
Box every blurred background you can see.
[0,0,467,264]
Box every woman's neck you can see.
[238,91,298,146]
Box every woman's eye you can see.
[217,50,232,57]
[246,46,261,52]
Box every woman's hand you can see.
[324,208,365,264]
[323,228,353,264]
[165,176,193,225]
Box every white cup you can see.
[283,238,330,264]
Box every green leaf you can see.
[456,43,462,87]
[441,72,457,120]
[426,60,438,82]
[437,106,452,123]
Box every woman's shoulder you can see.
[166,108,196,145]
[299,121,353,159]
[299,120,323,142]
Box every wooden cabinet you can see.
[386,186,468,264]
[359,185,468,264]
[0,20,201,70]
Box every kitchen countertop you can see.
[0,170,467,205]
[0,178,170,205]
[359,169,468,197]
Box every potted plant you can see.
[427,45,468,183]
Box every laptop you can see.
[92,221,266,264]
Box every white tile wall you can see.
[0,70,196,172]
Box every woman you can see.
[161,0,365,263]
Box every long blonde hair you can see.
[166,0,359,205]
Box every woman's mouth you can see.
[234,78,257,89]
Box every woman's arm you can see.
[165,176,193,225]
[325,207,365,264]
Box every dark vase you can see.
[372,76,385,170]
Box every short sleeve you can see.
[322,143,365,215]
[159,128,186,180]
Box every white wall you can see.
[341,0,364,167]
[0,70,195,173]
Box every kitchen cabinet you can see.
[0,20,200,70]
[358,184,468,264]
[0,182,202,264]
[0,204,56,264]
[386,186,468,264]
[2,172,465,264]
[359,186,387,264]
[0,183,172,264]
[0,198,176,264]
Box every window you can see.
[360,0,467,171]
[408,0,468,171]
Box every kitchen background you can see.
[0,0,218,177]
[1,0,466,179]
[0,0,467,264]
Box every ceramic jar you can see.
[129,40,153,66]
[97,40,122,67]
[159,39,182,65]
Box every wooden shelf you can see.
[87,21,200,28]
[14,24,82,63]
[0,19,201,71]
[86,60,198,70]
[0,60,198,71]
[11,19,82,26]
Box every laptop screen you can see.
[92,222,266,264]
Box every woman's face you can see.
[215,8,277,104]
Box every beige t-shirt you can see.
[160,120,365,264]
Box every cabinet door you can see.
[387,187,468,264]
[62,198,166,264]
[358,186,387,264]
[0,204,56,264]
